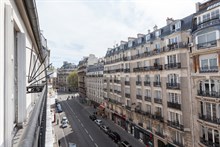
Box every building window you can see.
[146,34,151,41]
[167,54,177,64]
[155,90,161,99]
[168,93,180,103]
[128,41,133,47]
[197,31,217,49]
[201,58,217,71]
[211,9,220,19]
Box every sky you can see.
[36,0,204,68]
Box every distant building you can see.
[191,0,220,147]
[86,58,104,108]
[78,54,99,98]
[55,62,77,92]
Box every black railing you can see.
[154,98,162,104]
[167,120,184,131]
[199,66,218,73]
[153,81,161,87]
[200,137,220,147]
[164,63,181,70]
[136,95,142,100]
[155,131,164,138]
[196,17,220,30]
[125,81,130,85]
[125,105,131,110]
[124,68,130,73]
[125,93,130,98]
[136,81,142,86]
[166,83,180,89]
[199,114,220,124]
[144,81,151,86]
[133,67,143,72]
[144,96,151,102]
[151,65,163,70]
[167,102,181,110]
[197,40,217,49]
[197,90,220,98]
[173,140,184,147]
[153,114,164,122]
[18,86,47,147]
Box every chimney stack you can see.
[166,17,174,25]
[153,25,158,31]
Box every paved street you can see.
[54,94,145,147]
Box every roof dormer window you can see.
[128,41,133,48]
[155,30,160,37]
[138,37,142,44]
[146,34,151,41]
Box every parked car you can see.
[118,141,132,147]
[61,116,69,124]
[57,104,62,113]
[89,115,97,121]
[100,125,110,133]
[108,131,121,143]
[94,119,102,126]
[61,121,68,128]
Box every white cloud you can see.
[36,0,199,67]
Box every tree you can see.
[67,71,78,91]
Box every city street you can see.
[54,94,146,147]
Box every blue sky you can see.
[36,0,201,68]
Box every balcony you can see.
[124,68,130,73]
[155,131,164,138]
[125,81,130,86]
[197,90,220,98]
[110,79,112,82]
[136,81,142,86]
[125,105,131,111]
[144,81,151,86]
[173,140,184,147]
[153,81,161,87]
[199,114,220,125]
[200,137,220,147]
[167,120,184,131]
[110,89,113,92]
[164,63,181,70]
[114,79,121,84]
[133,67,143,72]
[197,40,217,49]
[143,66,151,72]
[199,66,218,73]
[153,114,164,122]
[136,95,142,100]
[144,96,151,102]
[154,98,162,104]
[196,17,220,31]
[151,65,163,70]
[167,102,181,110]
[125,93,130,98]
[115,68,124,73]
[166,83,180,90]
[103,88,108,92]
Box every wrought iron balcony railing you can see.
[167,102,181,110]
[200,137,220,147]
[154,98,162,104]
[164,63,181,70]
[136,81,142,86]
[167,120,184,131]
[125,81,130,85]
[197,90,220,98]
[197,40,217,49]
[199,66,218,73]
[125,93,130,98]
[153,81,161,87]
[136,95,142,100]
[166,83,180,89]
[144,96,151,102]
[144,81,151,86]
[199,113,220,125]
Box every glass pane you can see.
[201,59,208,68]
[207,32,216,42]
[209,58,217,67]
[198,35,206,44]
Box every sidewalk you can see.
[79,100,146,147]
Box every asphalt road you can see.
[55,94,117,147]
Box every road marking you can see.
[89,135,94,141]
[95,143,98,147]
[85,129,88,134]
[81,123,84,127]
[78,118,81,122]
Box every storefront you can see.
[112,113,127,130]
[134,125,154,147]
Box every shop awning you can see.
[98,104,105,111]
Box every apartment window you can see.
[137,61,142,67]
[155,43,160,49]
[155,31,160,37]
[137,75,141,82]
[167,54,177,64]
[172,131,183,144]
[203,13,211,22]
[168,93,180,103]
[155,74,160,82]
[201,58,217,70]
[136,88,142,95]
[169,112,182,123]
[197,31,217,48]
[146,104,151,113]
[168,74,179,84]
[128,41,133,47]
[146,34,151,41]
[125,75,129,81]
[125,63,130,69]
[211,9,220,19]
[138,37,142,44]
[145,75,150,82]
[145,47,149,52]
[155,90,161,99]
[169,36,178,44]
[145,89,151,97]
[125,87,130,94]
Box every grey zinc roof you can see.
[181,14,194,31]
